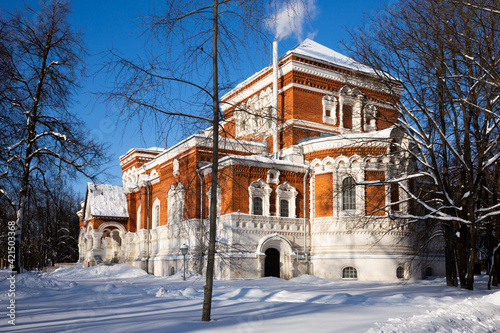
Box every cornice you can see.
[221,59,399,111]
[122,134,266,172]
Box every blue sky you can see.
[2,0,389,195]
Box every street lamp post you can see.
[180,244,188,281]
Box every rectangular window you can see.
[342,177,356,211]
[253,197,263,215]
[280,199,289,217]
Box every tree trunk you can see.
[494,227,500,286]
[456,225,468,288]
[493,249,500,287]
[466,223,476,290]
[443,222,458,287]
[201,0,219,322]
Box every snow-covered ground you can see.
[1,264,500,332]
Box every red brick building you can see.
[78,39,444,280]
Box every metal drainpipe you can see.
[299,146,310,274]
[145,181,151,274]
[272,40,279,159]
[196,169,204,274]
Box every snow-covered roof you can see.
[203,154,308,174]
[86,183,128,219]
[120,147,167,160]
[286,38,377,76]
[221,39,390,103]
[299,127,398,155]
[301,127,395,146]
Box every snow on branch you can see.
[0,189,16,209]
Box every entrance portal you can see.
[264,248,280,278]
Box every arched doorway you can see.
[265,248,280,278]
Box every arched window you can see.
[342,177,356,210]
[136,206,142,230]
[396,266,405,279]
[153,203,160,228]
[280,199,289,217]
[253,197,263,215]
[342,266,357,279]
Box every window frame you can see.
[276,182,298,218]
[253,196,263,215]
[342,177,356,211]
[396,266,405,279]
[280,199,289,217]
[248,179,271,217]
[342,266,358,279]
[152,199,161,228]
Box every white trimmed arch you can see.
[349,154,362,165]
[256,233,295,256]
[311,158,322,168]
[256,233,296,279]
[97,222,127,235]
[334,155,349,165]
[322,156,335,166]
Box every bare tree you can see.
[0,175,81,270]
[345,0,500,290]
[0,0,110,273]
[102,0,312,321]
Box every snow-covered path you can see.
[1,265,499,332]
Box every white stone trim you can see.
[152,198,161,228]
[136,206,142,230]
[256,233,295,256]
[311,254,415,259]
[97,222,127,235]
[322,94,338,125]
[235,87,274,137]
[121,135,267,172]
[213,155,308,175]
[364,104,378,131]
[266,169,280,185]
[172,158,179,176]
[221,57,397,109]
[300,129,393,155]
[276,182,298,218]
[167,183,185,224]
[248,179,272,216]
[286,60,395,95]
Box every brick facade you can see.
[78,39,443,280]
